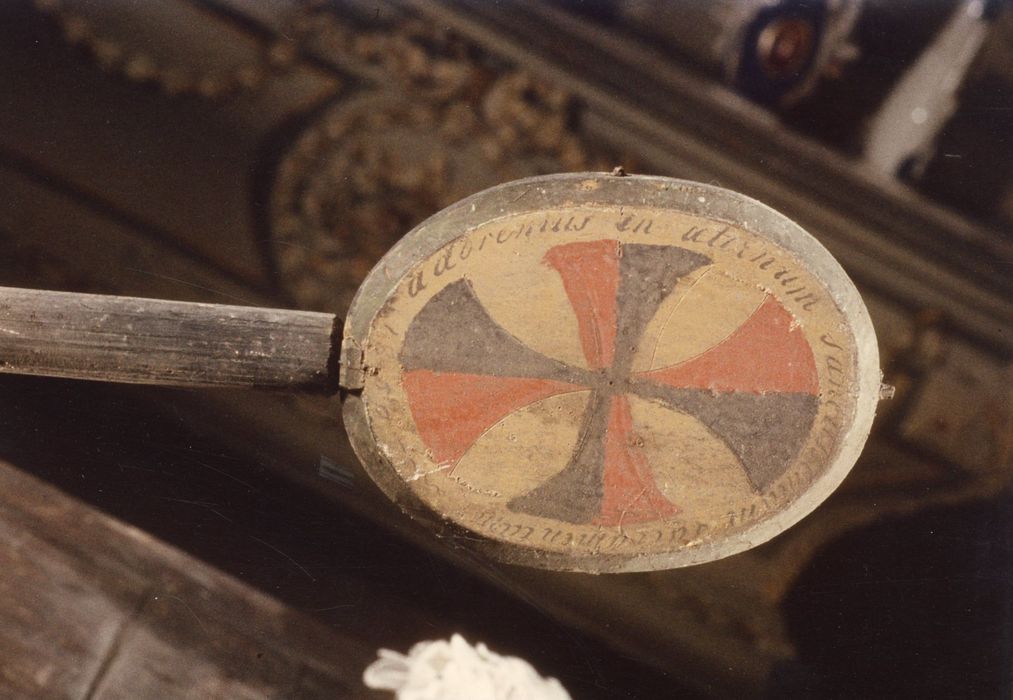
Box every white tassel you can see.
[363,634,572,700]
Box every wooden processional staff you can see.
[0,173,883,573]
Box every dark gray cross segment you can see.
[396,243,818,526]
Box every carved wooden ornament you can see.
[341,173,880,572]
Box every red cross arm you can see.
[544,240,620,370]
[638,296,819,395]
[402,371,583,466]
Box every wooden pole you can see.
[0,287,340,392]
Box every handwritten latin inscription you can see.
[365,205,860,559]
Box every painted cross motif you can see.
[399,240,819,527]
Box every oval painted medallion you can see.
[342,173,879,572]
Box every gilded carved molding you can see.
[268,14,616,312]
[33,0,307,98]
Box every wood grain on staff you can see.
[0,287,340,392]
